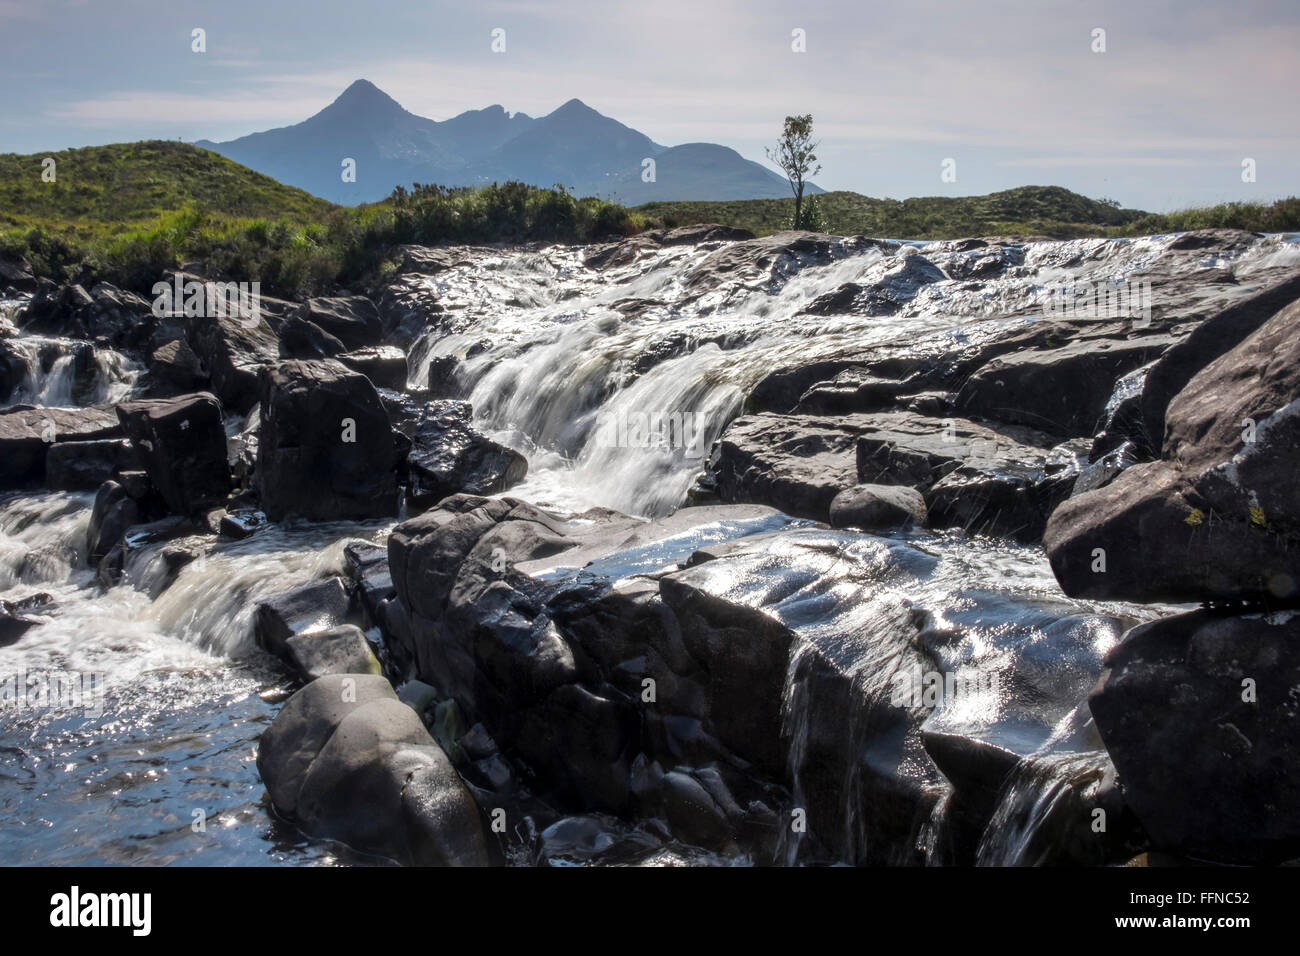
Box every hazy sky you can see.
[1,0,1296,211]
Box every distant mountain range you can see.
[194,79,820,206]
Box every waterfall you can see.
[4,336,141,408]
[400,232,1294,518]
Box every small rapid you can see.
[404,232,1298,517]
[0,491,393,865]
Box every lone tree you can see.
[767,114,822,230]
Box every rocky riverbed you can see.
[2,224,1298,865]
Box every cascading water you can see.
[405,232,1299,517]
[3,335,141,407]
[0,491,394,864]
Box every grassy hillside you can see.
[637,186,1300,239]
[0,142,642,297]
[0,141,334,237]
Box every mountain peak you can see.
[551,98,599,118]
[328,79,405,114]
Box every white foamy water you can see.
[402,232,1298,517]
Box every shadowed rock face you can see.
[405,400,528,512]
[1046,297,1300,604]
[366,494,1140,865]
[0,405,123,486]
[256,673,490,866]
[1089,609,1300,864]
[116,392,230,517]
[255,359,399,521]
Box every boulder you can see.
[406,400,528,511]
[256,673,489,865]
[84,283,158,352]
[1045,297,1300,603]
[17,283,94,338]
[293,296,383,350]
[1089,609,1300,864]
[1140,272,1300,449]
[17,282,156,351]
[284,624,381,681]
[86,480,138,564]
[254,577,353,660]
[338,346,408,391]
[0,254,36,293]
[828,484,927,531]
[44,439,136,491]
[218,509,268,540]
[0,405,122,488]
[183,309,279,415]
[147,338,209,393]
[956,334,1176,439]
[115,393,231,517]
[276,315,346,359]
[255,360,399,521]
[0,592,53,647]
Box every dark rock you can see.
[1140,272,1300,449]
[426,355,464,398]
[86,480,138,564]
[277,315,346,359]
[84,283,157,352]
[925,439,1089,542]
[256,674,489,865]
[218,510,267,540]
[1090,609,1300,864]
[254,577,353,660]
[293,296,382,350]
[0,406,123,488]
[255,359,399,521]
[342,540,395,622]
[0,338,30,403]
[147,338,208,393]
[183,309,279,415]
[1164,228,1261,253]
[406,400,528,511]
[338,346,408,391]
[829,484,927,531]
[44,439,136,491]
[115,393,231,517]
[0,592,53,647]
[18,283,94,338]
[284,624,380,681]
[710,410,1058,531]
[798,251,945,317]
[0,254,36,293]
[956,334,1176,439]
[1046,297,1300,603]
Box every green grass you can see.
[637,186,1300,240]
[0,141,333,236]
[0,142,643,298]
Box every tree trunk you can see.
[794,183,804,230]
